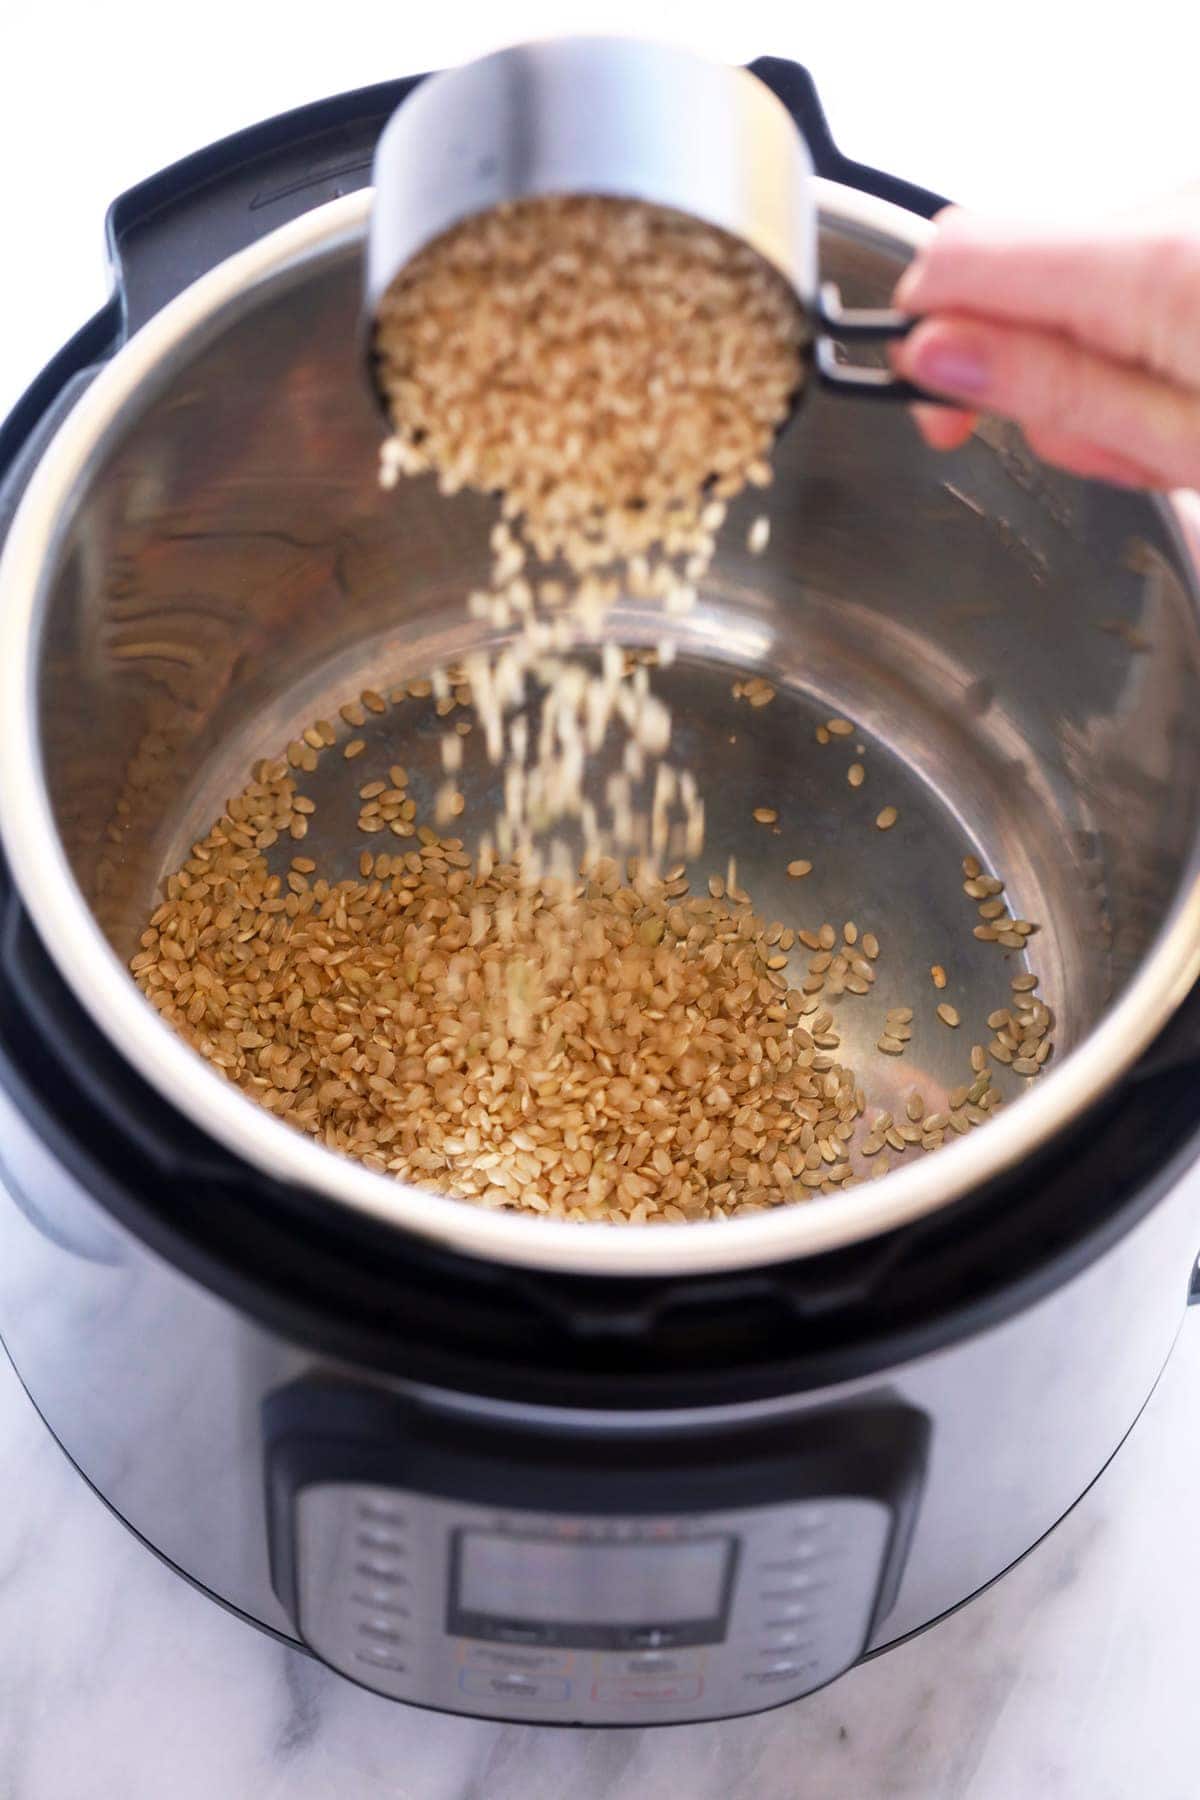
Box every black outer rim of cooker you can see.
[2,901,1200,1412]
[2,60,1199,1412]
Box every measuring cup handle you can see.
[815,282,953,404]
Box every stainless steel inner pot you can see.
[3,183,1200,1278]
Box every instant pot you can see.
[2,58,1200,1727]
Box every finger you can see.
[910,402,976,450]
[894,314,1200,489]
[1019,425,1164,489]
[888,340,977,449]
[893,208,1200,387]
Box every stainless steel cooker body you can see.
[1,65,1200,1726]
[2,1057,1197,1723]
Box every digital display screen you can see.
[449,1531,736,1648]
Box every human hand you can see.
[890,200,1200,489]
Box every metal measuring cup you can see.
[363,36,936,419]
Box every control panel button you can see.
[359,1617,407,1640]
[356,1500,408,1526]
[592,1676,703,1705]
[357,1525,408,1552]
[763,1601,817,1624]
[461,1644,573,1675]
[353,1557,408,1583]
[761,1547,830,1570]
[614,1650,702,1677]
[356,1649,407,1673]
[352,1592,410,1617]
[760,1571,828,1595]
[482,1622,552,1645]
[742,1659,820,1687]
[458,1670,571,1702]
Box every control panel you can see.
[264,1383,927,1725]
[294,1484,890,1722]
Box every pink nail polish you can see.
[913,341,990,398]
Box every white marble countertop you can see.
[5,3,1200,1795]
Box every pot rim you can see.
[3,183,1200,1279]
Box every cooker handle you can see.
[0,80,431,497]
[749,57,948,222]
[106,75,427,338]
[0,309,120,521]
[0,365,109,553]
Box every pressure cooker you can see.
[1,54,1199,1727]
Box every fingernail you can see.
[909,336,991,398]
[893,258,925,308]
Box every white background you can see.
[4,3,1200,1796]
